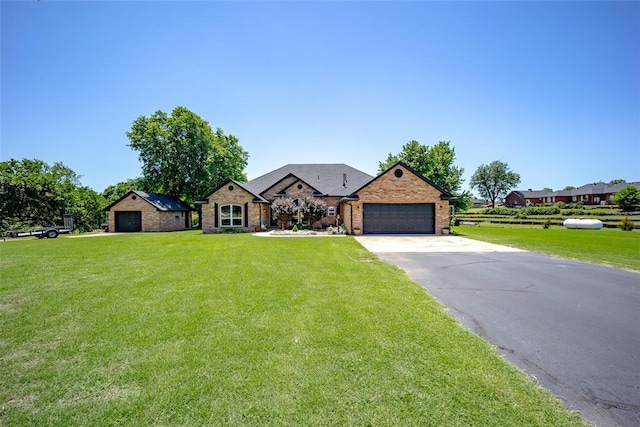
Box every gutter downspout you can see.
[349,202,353,234]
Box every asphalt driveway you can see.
[356,235,640,427]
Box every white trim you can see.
[220,204,243,227]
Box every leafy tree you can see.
[609,179,626,185]
[101,177,149,205]
[378,140,471,211]
[67,186,107,232]
[0,158,105,232]
[613,185,639,212]
[470,161,521,208]
[564,186,576,190]
[302,197,327,228]
[270,197,298,229]
[126,106,248,202]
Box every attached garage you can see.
[363,203,434,234]
[341,162,454,235]
[115,211,142,232]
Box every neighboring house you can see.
[201,162,454,235]
[505,181,640,207]
[104,190,192,232]
[471,198,488,208]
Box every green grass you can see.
[455,223,640,271]
[1,232,586,426]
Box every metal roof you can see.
[103,190,192,212]
[132,191,192,211]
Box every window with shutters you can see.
[220,205,243,227]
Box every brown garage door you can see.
[115,211,142,232]
[363,203,434,234]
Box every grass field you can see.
[455,223,640,271]
[0,232,586,426]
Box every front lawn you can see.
[1,232,585,425]
[455,224,640,271]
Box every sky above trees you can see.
[1,1,638,193]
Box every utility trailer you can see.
[5,215,74,239]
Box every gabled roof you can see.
[271,174,324,196]
[204,179,269,203]
[103,190,192,212]
[243,164,374,197]
[350,161,455,200]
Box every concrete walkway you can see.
[355,235,524,253]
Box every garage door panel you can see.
[115,211,142,232]
[363,203,434,234]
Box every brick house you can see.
[104,190,192,232]
[201,162,454,235]
[506,181,640,207]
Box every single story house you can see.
[104,190,192,232]
[201,162,454,235]
[506,181,640,207]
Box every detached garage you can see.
[104,190,192,232]
[115,211,142,232]
[340,162,454,235]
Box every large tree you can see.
[0,158,105,232]
[379,140,471,211]
[470,160,521,208]
[126,106,248,202]
[101,177,149,205]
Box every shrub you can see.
[484,207,517,216]
[220,227,245,234]
[292,224,299,232]
[613,185,640,212]
[543,219,552,229]
[619,217,635,231]
[515,211,528,220]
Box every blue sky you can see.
[2,1,639,195]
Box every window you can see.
[328,206,335,216]
[220,205,242,227]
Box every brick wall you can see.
[158,211,190,232]
[107,194,190,232]
[348,164,450,234]
[202,183,265,233]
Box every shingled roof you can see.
[242,164,374,197]
[512,181,640,200]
